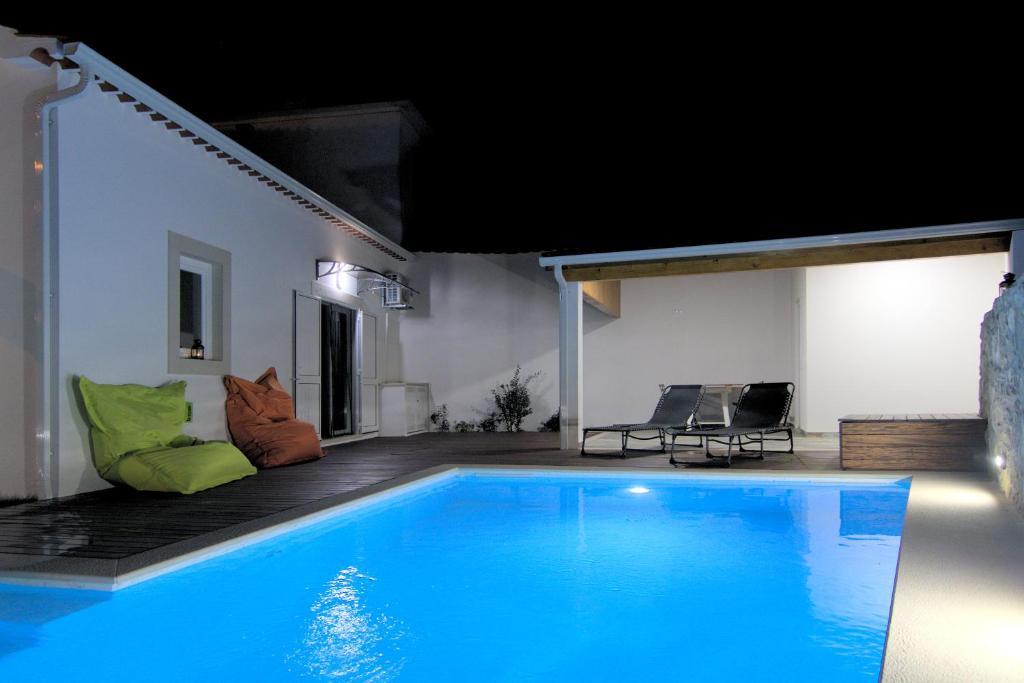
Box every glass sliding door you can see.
[320,302,356,437]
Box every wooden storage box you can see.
[839,414,986,471]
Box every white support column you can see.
[1009,230,1024,276]
[555,266,582,450]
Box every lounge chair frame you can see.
[667,382,795,466]
[581,385,705,458]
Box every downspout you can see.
[37,48,93,499]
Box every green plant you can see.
[538,408,560,432]
[453,420,477,433]
[492,366,540,432]
[478,412,499,432]
[430,404,450,432]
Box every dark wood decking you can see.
[0,433,838,568]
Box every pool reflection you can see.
[292,566,405,681]
[799,484,909,667]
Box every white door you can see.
[360,311,379,432]
[406,384,429,434]
[294,291,321,436]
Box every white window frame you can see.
[168,231,231,375]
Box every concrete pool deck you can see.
[882,471,1024,682]
[0,433,1020,681]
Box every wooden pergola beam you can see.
[581,280,621,317]
[562,234,1011,282]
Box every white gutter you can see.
[37,52,94,499]
[62,42,415,263]
[538,218,1022,269]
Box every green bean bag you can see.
[78,377,256,494]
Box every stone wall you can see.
[980,281,1024,514]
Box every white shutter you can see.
[293,291,321,436]
[359,312,380,432]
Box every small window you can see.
[168,232,231,375]
[178,256,214,357]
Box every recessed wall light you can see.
[995,454,1007,470]
[628,486,650,494]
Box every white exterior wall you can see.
[401,254,1002,439]
[0,59,54,499]
[399,253,560,430]
[399,260,797,433]
[581,271,796,427]
[52,83,406,497]
[799,254,1006,433]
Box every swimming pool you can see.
[0,469,910,681]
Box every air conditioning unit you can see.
[382,272,414,309]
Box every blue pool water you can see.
[0,471,910,682]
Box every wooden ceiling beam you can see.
[562,234,1011,282]
[582,280,621,317]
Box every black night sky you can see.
[4,13,1022,253]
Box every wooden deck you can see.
[0,433,837,575]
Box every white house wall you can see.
[799,253,1007,433]
[581,270,797,428]
[399,258,797,433]
[0,59,55,499]
[415,254,1003,439]
[399,253,560,430]
[54,82,404,497]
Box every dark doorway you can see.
[320,302,356,438]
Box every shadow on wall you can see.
[480,253,559,292]
[399,252,623,431]
[583,298,618,335]
[67,373,102,495]
[0,268,38,353]
[403,252,559,320]
[0,267,42,499]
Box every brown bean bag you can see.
[223,367,324,468]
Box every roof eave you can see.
[62,42,415,263]
[538,218,1022,269]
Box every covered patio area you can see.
[541,220,1020,456]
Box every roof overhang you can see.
[539,219,1019,282]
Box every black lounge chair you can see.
[581,384,705,458]
[667,382,795,467]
